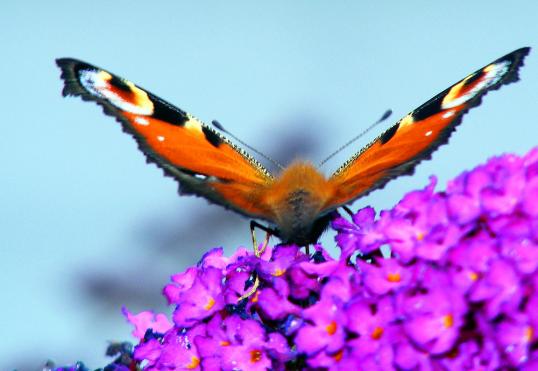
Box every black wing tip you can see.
[507,47,531,70]
[55,58,102,98]
[509,46,531,58]
[498,47,531,66]
[56,57,97,71]
[56,58,84,97]
[56,57,81,67]
[498,47,531,85]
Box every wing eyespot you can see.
[78,68,155,116]
[441,60,510,110]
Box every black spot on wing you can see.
[109,74,132,92]
[151,97,189,126]
[411,95,444,122]
[202,126,223,147]
[379,122,400,144]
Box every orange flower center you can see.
[387,272,401,282]
[443,314,454,328]
[371,326,384,340]
[333,349,344,362]
[251,290,260,303]
[219,340,230,346]
[326,320,338,335]
[469,271,479,281]
[525,326,534,342]
[273,268,286,277]
[204,297,215,310]
[250,349,263,363]
[186,356,200,369]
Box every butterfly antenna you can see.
[318,109,392,167]
[212,120,285,170]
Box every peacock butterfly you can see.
[56,47,530,247]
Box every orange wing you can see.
[56,59,274,219]
[326,47,530,208]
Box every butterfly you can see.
[56,47,529,249]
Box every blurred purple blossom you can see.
[55,147,538,370]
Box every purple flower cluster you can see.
[56,146,538,370]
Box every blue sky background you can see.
[1,1,537,369]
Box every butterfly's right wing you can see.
[325,47,530,209]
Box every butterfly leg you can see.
[250,220,275,257]
[237,221,275,303]
[237,273,260,303]
[342,205,354,217]
[258,232,271,257]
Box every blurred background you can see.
[1,1,537,369]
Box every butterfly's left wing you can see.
[325,47,530,208]
[56,58,275,219]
